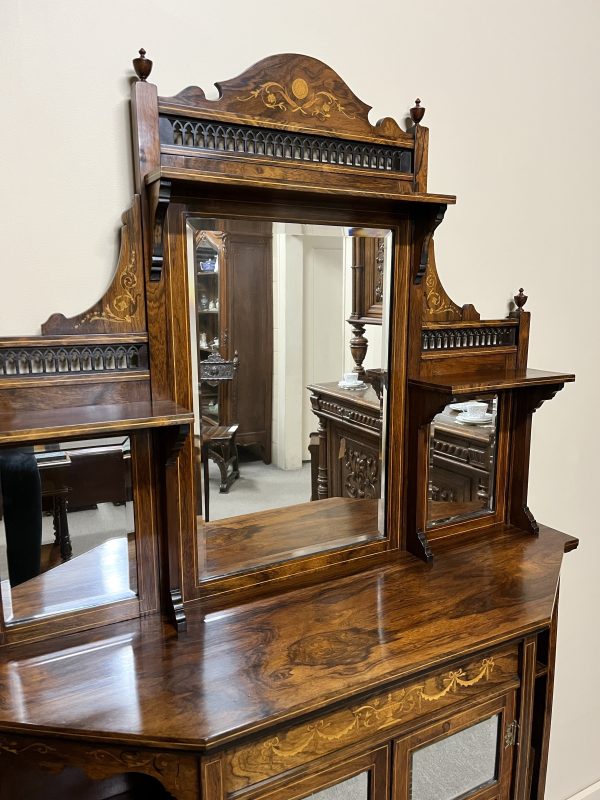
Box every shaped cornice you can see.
[158,53,416,147]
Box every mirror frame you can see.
[163,199,410,603]
[0,429,160,646]
[422,394,511,540]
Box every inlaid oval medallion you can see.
[291,77,309,100]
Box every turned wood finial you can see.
[514,288,528,310]
[410,98,425,125]
[133,48,153,81]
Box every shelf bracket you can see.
[413,204,446,285]
[148,177,172,282]
[508,383,565,535]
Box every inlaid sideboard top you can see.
[0,525,574,751]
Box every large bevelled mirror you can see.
[186,218,392,581]
[0,436,137,625]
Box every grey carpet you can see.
[206,460,312,520]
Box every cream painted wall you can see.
[1,2,599,798]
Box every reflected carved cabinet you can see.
[309,381,382,501]
[0,50,577,800]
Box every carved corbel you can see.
[413,204,446,285]
[147,177,172,282]
[508,383,565,535]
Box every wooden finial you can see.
[514,288,528,310]
[410,98,425,125]
[133,48,153,81]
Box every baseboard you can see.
[569,781,600,800]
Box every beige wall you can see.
[1,2,598,797]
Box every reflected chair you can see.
[198,350,240,521]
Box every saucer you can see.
[456,412,493,425]
[338,380,367,390]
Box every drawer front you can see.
[223,648,519,795]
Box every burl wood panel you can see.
[158,54,415,147]
[42,197,147,335]
[0,525,573,751]
[223,649,518,793]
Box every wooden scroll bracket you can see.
[413,204,447,285]
[423,239,481,323]
[162,422,191,632]
[147,177,172,282]
[41,196,147,334]
[405,385,454,562]
[507,383,565,536]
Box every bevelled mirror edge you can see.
[174,210,403,591]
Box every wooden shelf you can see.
[146,167,457,206]
[409,368,575,396]
[0,523,576,749]
[0,400,194,445]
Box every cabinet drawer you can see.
[222,647,518,795]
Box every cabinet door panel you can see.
[307,770,368,799]
[411,714,499,800]
[240,745,388,800]
[393,692,516,800]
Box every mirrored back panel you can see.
[0,436,137,625]
[427,395,499,529]
[186,219,392,582]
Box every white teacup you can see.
[464,401,488,418]
[343,372,360,385]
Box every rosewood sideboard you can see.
[0,51,576,800]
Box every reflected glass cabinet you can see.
[193,229,224,424]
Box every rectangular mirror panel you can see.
[426,395,499,529]
[305,772,368,799]
[411,714,499,800]
[0,436,137,625]
[187,219,392,581]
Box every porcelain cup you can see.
[464,401,488,418]
[343,372,360,385]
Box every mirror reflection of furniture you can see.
[198,349,240,519]
[427,396,498,528]
[309,381,382,502]
[191,219,273,463]
[348,230,388,375]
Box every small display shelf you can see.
[409,367,575,396]
[0,400,193,446]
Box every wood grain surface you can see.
[0,524,573,751]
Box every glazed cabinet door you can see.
[234,745,389,800]
[393,693,517,800]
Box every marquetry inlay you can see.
[223,651,518,794]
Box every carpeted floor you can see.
[205,458,312,520]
